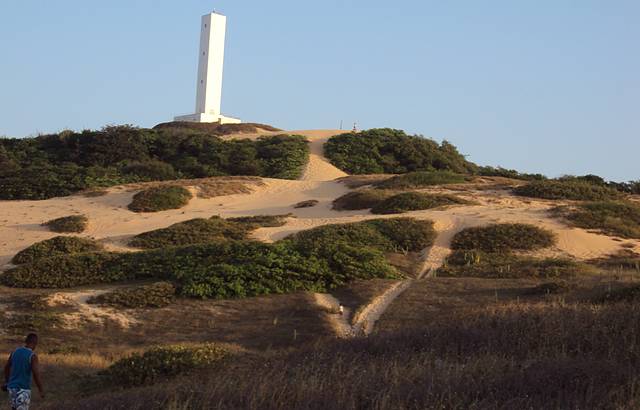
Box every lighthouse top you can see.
[174,11,241,124]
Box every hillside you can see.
[1,127,640,409]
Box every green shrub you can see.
[365,218,437,252]
[43,215,88,233]
[12,236,103,265]
[0,128,308,200]
[1,240,395,298]
[225,214,289,228]
[285,218,436,254]
[1,252,123,288]
[87,282,176,308]
[438,250,589,279]
[130,215,290,249]
[98,344,229,387]
[121,160,178,181]
[129,217,250,249]
[324,128,476,175]
[555,201,640,239]
[2,219,435,298]
[375,171,468,189]
[128,186,192,213]
[371,192,472,214]
[476,166,546,181]
[513,180,623,201]
[332,190,393,211]
[451,224,556,253]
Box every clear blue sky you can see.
[1,1,638,181]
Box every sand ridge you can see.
[0,129,636,271]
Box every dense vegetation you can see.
[475,165,546,181]
[451,223,556,253]
[2,219,432,299]
[371,192,472,214]
[43,215,88,233]
[128,186,192,213]
[11,236,103,265]
[324,128,476,175]
[97,344,229,388]
[0,126,309,200]
[87,282,176,308]
[283,218,436,255]
[439,224,570,278]
[332,190,392,211]
[555,201,640,239]
[129,215,288,249]
[375,170,468,189]
[437,250,590,279]
[513,179,623,201]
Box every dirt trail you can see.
[313,293,354,337]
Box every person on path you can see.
[2,333,44,410]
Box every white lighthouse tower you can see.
[175,11,241,124]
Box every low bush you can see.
[451,223,556,253]
[2,241,394,298]
[526,281,573,295]
[476,166,546,181]
[555,201,640,239]
[225,214,289,228]
[43,215,88,233]
[285,218,436,254]
[375,171,468,189]
[11,236,103,265]
[513,180,623,201]
[128,186,192,213]
[591,251,640,272]
[2,219,433,298]
[324,128,476,175]
[130,214,290,249]
[294,200,319,209]
[87,282,176,308]
[1,252,122,288]
[332,190,393,211]
[129,217,251,249]
[597,285,640,304]
[371,192,472,214]
[98,344,229,387]
[438,250,590,279]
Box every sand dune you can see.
[0,129,636,271]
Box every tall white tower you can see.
[175,12,241,124]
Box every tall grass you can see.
[51,301,640,409]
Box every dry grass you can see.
[47,289,640,409]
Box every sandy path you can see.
[313,293,354,338]
[46,287,137,328]
[351,280,413,336]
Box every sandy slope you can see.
[0,129,636,272]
